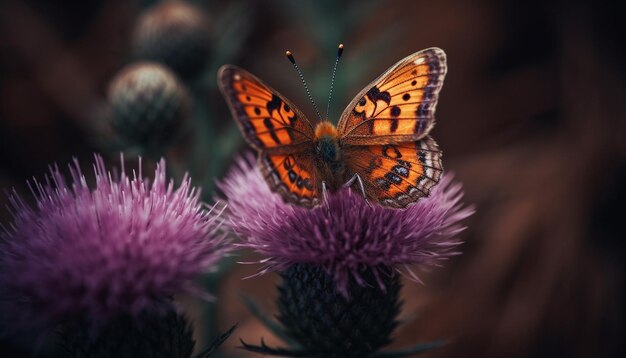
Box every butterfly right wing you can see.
[337,48,447,145]
[218,65,316,154]
[336,48,447,208]
[343,136,443,208]
[218,65,321,207]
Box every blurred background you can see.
[1,0,624,357]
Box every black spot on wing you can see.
[302,178,313,191]
[365,157,383,175]
[267,94,282,113]
[382,145,402,159]
[288,170,297,183]
[392,165,410,178]
[389,106,401,133]
[283,155,295,170]
[418,151,426,164]
[263,117,281,145]
[390,118,399,133]
[390,106,401,117]
[375,178,391,190]
[384,172,403,184]
[366,86,391,104]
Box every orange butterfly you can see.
[218,46,446,208]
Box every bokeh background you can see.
[1,0,624,357]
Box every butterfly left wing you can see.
[218,65,321,207]
[337,48,447,145]
[218,65,316,154]
[259,150,320,208]
[343,136,443,208]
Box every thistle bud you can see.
[278,264,401,357]
[133,1,211,79]
[107,62,190,153]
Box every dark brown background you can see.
[1,0,624,357]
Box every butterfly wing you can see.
[337,48,447,207]
[343,136,443,208]
[218,65,316,154]
[337,48,447,145]
[259,150,320,207]
[218,65,320,207]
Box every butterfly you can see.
[218,47,446,208]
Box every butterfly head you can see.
[314,120,338,139]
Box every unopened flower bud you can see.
[133,1,211,79]
[108,62,190,152]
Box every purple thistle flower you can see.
[0,155,228,330]
[220,154,474,297]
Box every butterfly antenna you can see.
[326,44,344,120]
[285,50,322,122]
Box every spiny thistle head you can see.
[0,155,228,331]
[276,264,402,357]
[107,62,190,153]
[132,0,211,79]
[220,155,474,297]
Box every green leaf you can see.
[194,324,238,358]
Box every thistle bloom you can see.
[0,155,227,330]
[220,155,473,296]
[222,155,473,357]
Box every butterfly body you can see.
[219,47,447,208]
[312,121,345,190]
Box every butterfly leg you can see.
[322,181,330,209]
[343,174,371,206]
